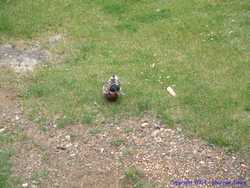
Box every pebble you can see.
[240,163,248,168]
[167,86,176,97]
[141,122,149,128]
[65,135,71,141]
[15,115,20,121]
[151,129,160,137]
[22,183,28,187]
[199,161,205,165]
[100,148,104,153]
[66,143,72,148]
[0,128,6,133]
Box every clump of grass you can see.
[31,169,49,184]
[80,113,94,125]
[110,139,125,147]
[116,21,137,33]
[57,116,74,128]
[103,2,127,16]
[122,167,155,188]
[124,127,134,134]
[134,9,171,23]
[121,147,134,157]
[0,150,12,188]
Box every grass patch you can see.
[121,147,134,157]
[134,9,171,23]
[116,21,137,33]
[103,2,127,16]
[0,150,11,188]
[110,139,125,147]
[124,127,134,134]
[122,167,155,188]
[31,169,49,184]
[1,0,249,161]
[80,113,94,125]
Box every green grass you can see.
[123,167,155,188]
[31,169,49,185]
[0,150,12,188]
[110,139,125,147]
[1,0,250,160]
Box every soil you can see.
[0,87,249,188]
[0,43,49,72]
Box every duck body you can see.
[103,75,121,102]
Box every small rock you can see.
[66,143,72,148]
[100,148,104,153]
[199,161,205,165]
[167,86,176,97]
[151,129,160,137]
[22,183,28,187]
[65,135,71,141]
[141,122,149,128]
[240,163,248,169]
[15,115,20,121]
[53,124,57,128]
[0,128,6,133]
[70,153,76,157]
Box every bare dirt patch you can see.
[0,43,50,73]
[0,88,249,187]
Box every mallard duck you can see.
[103,75,121,101]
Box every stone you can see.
[141,122,149,128]
[65,135,71,141]
[66,143,72,148]
[167,86,176,97]
[22,183,28,187]
[151,129,160,137]
[0,128,6,133]
[15,115,20,121]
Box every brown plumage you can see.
[103,75,121,102]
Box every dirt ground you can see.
[0,86,249,188]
